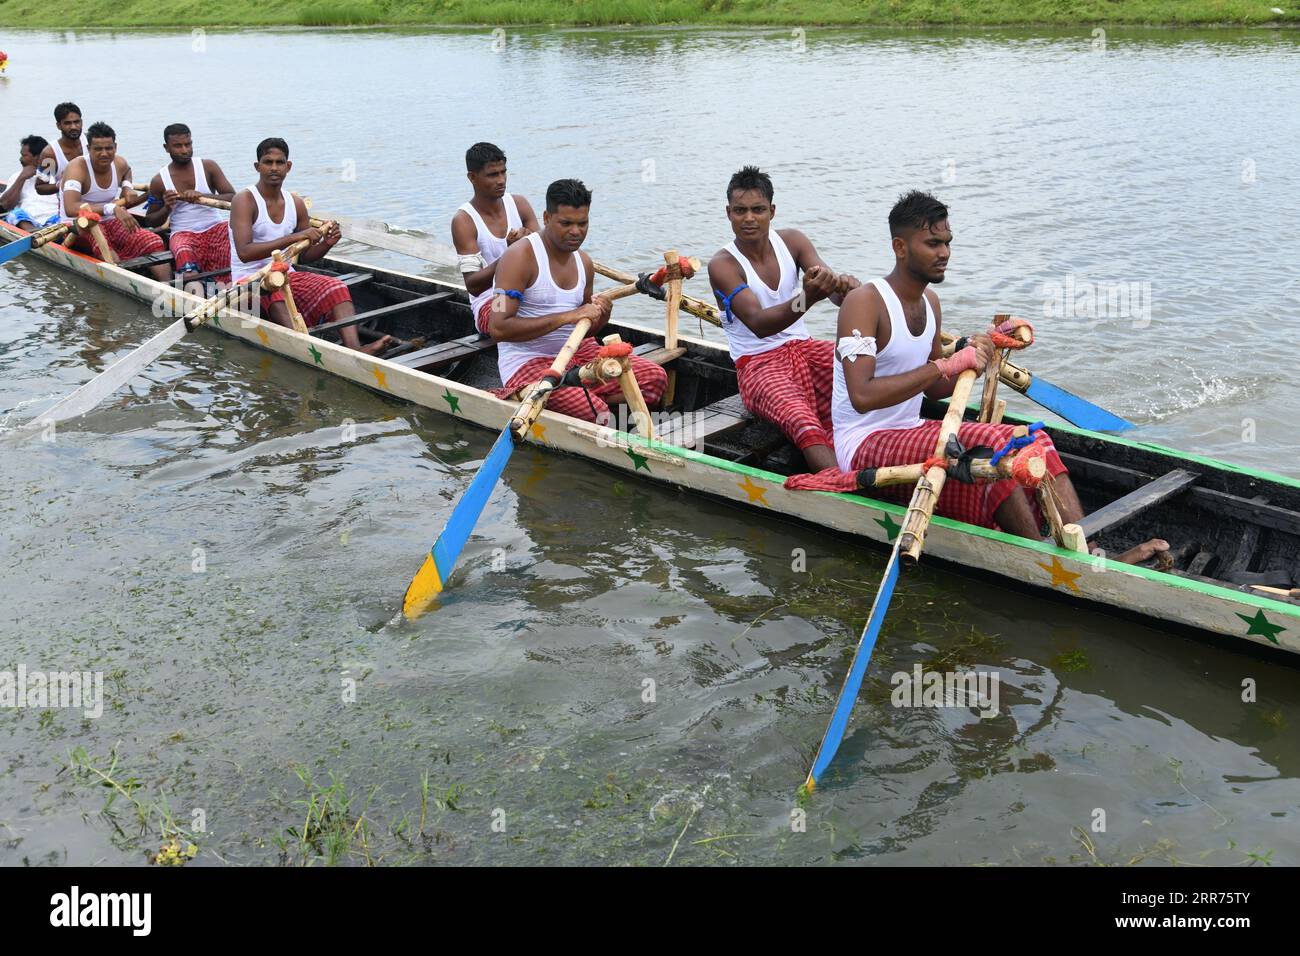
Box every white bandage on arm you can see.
[459,252,486,275]
[63,181,82,192]
[836,329,877,362]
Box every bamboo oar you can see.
[861,452,1041,489]
[803,367,981,792]
[21,239,311,430]
[0,220,73,265]
[403,283,641,618]
[940,330,1134,432]
[590,259,721,326]
[401,319,590,619]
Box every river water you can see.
[1,26,1298,866]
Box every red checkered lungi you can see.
[786,419,1068,529]
[737,338,835,450]
[169,222,230,274]
[495,338,668,424]
[72,217,164,260]
[262,271,351,328]
[476,299,493,335]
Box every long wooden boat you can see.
[5,218,1300,658]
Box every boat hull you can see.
[5,220,1300,657]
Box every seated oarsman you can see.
[228,137,392,355]
[143,123,236,276]
[451,142,540,333]
[1,135,60,229]
[707,166,858,472]
[34,102,88,197]
[487,178,667,423]
[799,190,1167,563]
[61,122,170,280]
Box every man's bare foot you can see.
[358,335,394,356]
[1116,538,1171,565]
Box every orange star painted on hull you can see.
[255,326,269,346]
[738,476,769,505]
[371,365,387,389]
[530,422,547,442]
[1037,555,1082,594]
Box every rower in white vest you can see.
[142,123,236,275]
[450,142,540,333]
[227,136,391,355]
[34,102,89,196]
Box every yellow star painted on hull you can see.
[371,365,387,389]
[1037,555,1082,594]
[255,326,269,346]
[530,422,547,442]
[738,476,769,505]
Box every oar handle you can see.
[591,259,721,326]
[899,367,979,561]
[191,195,329,232]
[508,317,593,440]
[940,329,1032,392]
[182,237,312,331]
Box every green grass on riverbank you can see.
[0,0,1297,29]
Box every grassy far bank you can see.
[0,0,1298,29]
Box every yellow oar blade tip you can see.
[402,554,443,620]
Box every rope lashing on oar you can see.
[72,207,102,233]
[647,256,696,285]
[989,421,1046,466]
[715,283,749,325]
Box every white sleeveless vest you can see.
[832,278,936,471]
[61,159,120,222]
[496,232,587,384]
[229,186,296,283]
[459,194,522,318]
[52,135,89,180]
[718,230,810,363]
[159,158,225,234]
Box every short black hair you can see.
[85,122,116,143]
[21,135,49,157]
[545,178,592,213]
[54,102,81,122]
[163,123,192,142]
[889,190,949,238]
[726,165,773,204]
[256,137,289,161]
[466,142,506,173]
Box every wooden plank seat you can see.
[386,332,495,371]
[120,250,173,271]
[309,292,453,338]
[1075,468,1200,539]
[660,392,752,448]
[632,342,687,366]
[1059,452,1300,538]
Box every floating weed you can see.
[1052,648,1091,672]
[66,745,198,862]
[278,766,378,867]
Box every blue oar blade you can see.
[403,427,517,618]
[0,234,35,265]
[804,545,903,791]
[1023,375,1135,432]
